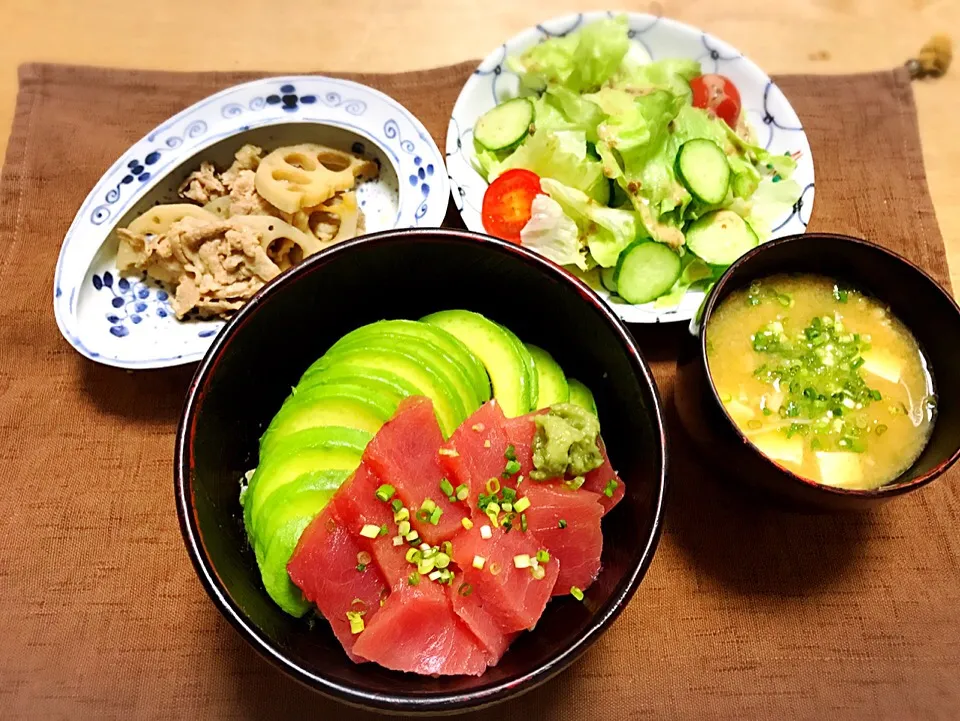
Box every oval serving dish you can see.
[54,76,448,370]
[446,11,815,325]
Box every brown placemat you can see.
[0,62,958,720]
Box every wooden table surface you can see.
[1,0,957,287]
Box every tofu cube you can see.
[750,431,804,467]
[724,399,756,426]
[815,452,864,489]
[861,349,901,384]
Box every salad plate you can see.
[54,75,448,370]
[446,12,815,324]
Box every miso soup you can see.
[706,274,936,490]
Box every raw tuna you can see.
[352,587,488,676]
[521,483,603,594]
[332,462,412,591]
[448,582,516,665]
[438,401,513,502]
[450,524,558,633]
[287,503,387,662]
[582,438,625,514]
[363,396,468,545]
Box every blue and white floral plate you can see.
[446,12,815,324]
[54,75,448,369]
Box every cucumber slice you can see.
[675,139,730,205]
[600,266,619,294]
[474,98,534,152]
[686,210,759,266]
[614,241,682,305]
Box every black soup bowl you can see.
[675,232,960,510]
[175,228,668,714]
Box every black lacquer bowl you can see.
[675,232,960,510]
[175,228,668,714]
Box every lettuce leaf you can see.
[540,178,638,267]
[495,129,606,199]
[609,58,701,100]
[654,255,713,308]
[507,16,629,92]
[519,194,588,269]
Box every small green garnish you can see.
[570,586,584,601]
[876,424,888,436]
[439,478,455,500]
[408,572,420,586]
[536,549,550,564]
[520,513,528,532]
[504,444,517,461]
[429,507,443,525]
[378,524,389,537]
[455,484,469,501]
[458,583,473,597]
[356,563,367,572]
[503,459,522,477]
[375,484,395,503]
[558,519,567,529]
[602,478,618,498]
[390,498,403,513]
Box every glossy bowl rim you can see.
[174,227,669,714]
[696,231,960,501]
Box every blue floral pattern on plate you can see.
[446,12,815,325]
[54,75,447,369]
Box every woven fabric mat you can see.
[0,61,958,720]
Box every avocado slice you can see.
[329,320,492,403]
[251,469,352,616]
[244,427,368,534]
[302,346,464,436]
[497,323,539,411]
[422,310,533,418]
[296,363,424,398]
[526,344,570,408]
[567,378,598,416]
[259,383,399,453]
[328,334,481,415]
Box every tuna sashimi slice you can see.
[332,463,416,592]
[287,504,387,662]
[363,396,468,545]
[450,525,558,633]
[438,401,513,506]
[352,589,488,676]
[521,483,604,594]
[448,583,516,666]
[582,438,625,515]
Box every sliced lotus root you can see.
[230,215,323,270]
[254,143,379,214]
[117,203,220,269]
[291,191,365,247]
[203,196,233,219]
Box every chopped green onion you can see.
[564,476,585,491]
[355,563,367,572]
[405,548,420,563]
[513,554,531,569]
[392,535,405,546]
[429,507,443,525]
[378,524,389,537]
[513,496,531,513]
[747,419,763,430]
[472,423,485,432]
[472,555,486,570]
[486,501,501,515]
[359,524,381,539]
[516,475,524,487]
[439,478,454,498]
[357,551,371,566]
[428,570,442,581]
[558,519,567,529]
[503,459,521,476]
[502,502,513,513]
[438,447,459,457]
[483,440,491,448]
[536,549,550,564]
[442,541,453,556]
[488,562,502,576]
[408,572,420,586]
[603,479,618,498]
[479,525,492,540]
[869,389,883,401]
[520,513,528,532]
[394,507,409,522]
[418,557,436,575]
[461,517,474,530]
[876,423,888,436]
[570,586,584,601]
[504,444,517,461]
[391,499,404,513]
[485,478,501,496]
[405,530,419,543]
[346,611,365,634]
[435,552,451,569]
[458,583,473,597]
[397,520,411,537]
[530,565,546,580]
[455,484,469,501]
[420,498,436,512]
[375,484,395,502]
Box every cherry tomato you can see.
[481,169,542,243]
[690,74,742,128]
